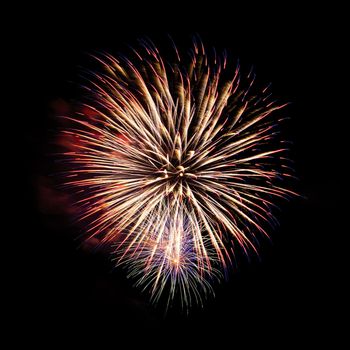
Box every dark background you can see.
[19,3,343,346]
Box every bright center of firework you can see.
[164,165,188,178]
[158,160,196,197]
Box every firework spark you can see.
[59,38,294,307]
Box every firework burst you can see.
[116,203,222,308]
[59,38,294,307]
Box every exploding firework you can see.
[59,38,294,307]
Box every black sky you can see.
[18,3,344,346]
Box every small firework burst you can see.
[59,37,295,308]
[116,204,222,308]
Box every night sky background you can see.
[19,3,343,346]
